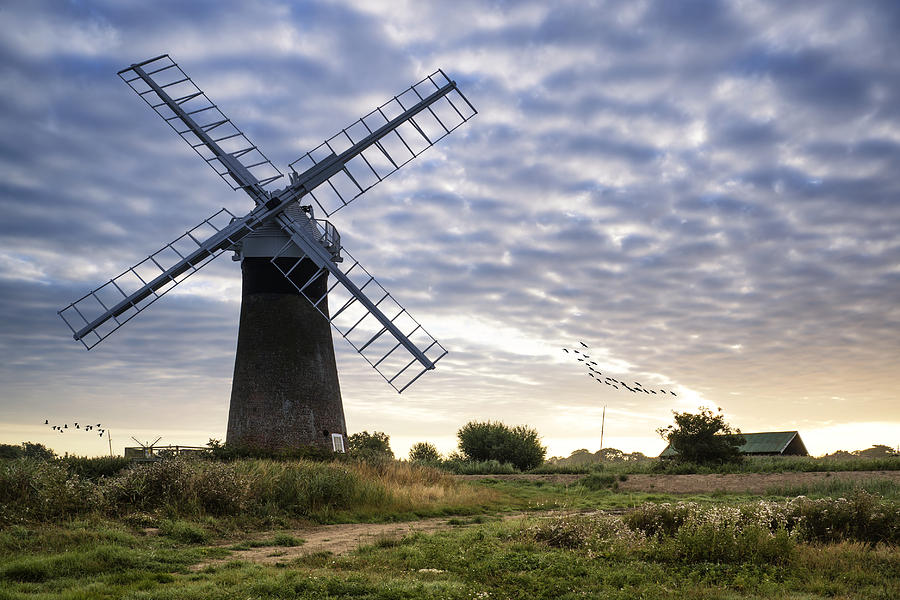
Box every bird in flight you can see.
[563,344,680,397]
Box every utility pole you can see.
[600,405,606,451]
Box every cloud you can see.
[1,0,898,457]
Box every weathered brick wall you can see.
[226,257,346,452]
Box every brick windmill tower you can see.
[59,54,476,452]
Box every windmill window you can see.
[322,429,329,437]
[331,433,345,453]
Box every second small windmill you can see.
[59,55,476,452]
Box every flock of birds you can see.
[45,419,106,437]
[564,341,677,396]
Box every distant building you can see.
[659,431,809,458]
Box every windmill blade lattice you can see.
[59,208,256,348]
[271,210,447,392]
[118,55,283,192]
[60,54,475,397]
[289,70,476,217]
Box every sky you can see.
[1,0,898,460]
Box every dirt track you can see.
[455,470,900,494]
[192,515,524,569]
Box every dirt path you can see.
[192,514,522,570]
[456,470,900,494]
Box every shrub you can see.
[527,514,644,553]
[624,501,796,564]
[0,444,23,459]
[0,459,95,523]
[159,519,210,544]
[530,515,597,549]
[60,456,131,480]
[580,473,617,490]
[102,458,248,516]
[457,421,546,471]
[624,493,900,549]
[0,442,56,461]
[653,520,794,565]
[206,438,331,462]
[656,407,744,464]
[785,491,900,545]
[409,442,441,463]
[347,431,394,462]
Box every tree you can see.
[0,443,22,459]
[0,442,55,460]
[656,407,745,464]
[857,444,895,458]
[21,442,55,460]
[409,441,441,463]
[596,447,626,463]
[457,421,546,471]
[347,431,394,461]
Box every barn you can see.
[659,431,809,458]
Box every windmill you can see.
[58,55,476,453]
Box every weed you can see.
[580,472,617,490]
[158,519,210,544]
[271,533,303,547]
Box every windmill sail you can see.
[59,208,259,349]
[288,70,476,217]
[62,54,475,395]
[118,55,282,195]
[270,211,447,392]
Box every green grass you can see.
[5,515,893,599]
[0,479,897,599]
[1,456,898,598]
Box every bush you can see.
[206,438,331,462]
[657,407,744,464]
[785,491,900,544]
[0,459,96,523]
[159,519,210,544]
[347,431,394,462]
[457,421,546,471]
[409,442,441,463]
[580,473,617,490]
[624,493,900,548]
[59,456,131,480]
[102,459,248,516]
[624,501,795,564]
[0,442,55,461]
[652,520,794,565]
[527,514,644,553]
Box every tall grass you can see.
[438,459,519,475]
[0,457,495,525]
[623,491,900,545]
[532,455,900,475]
[767,477,900,500]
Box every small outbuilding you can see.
[659,430,809,458]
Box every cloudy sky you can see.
[1,0,898,459]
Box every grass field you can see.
[1,457,898,599]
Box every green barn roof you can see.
[659,431,808,458]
